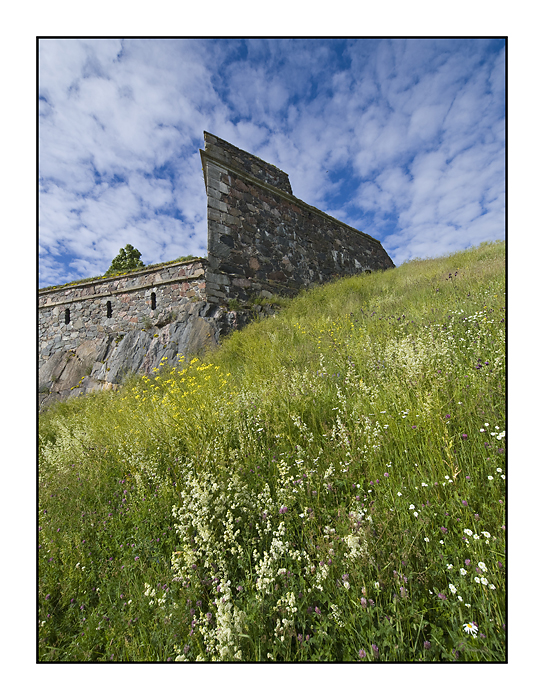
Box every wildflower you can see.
[461,500,468,506]
[474,577,480,584]
[409,504,415,510]
[447,564,453,570]
[449,584,457,595]
[460,568,467,576]
[438,593,446,600]
[424,537,429,542]
[397,492,402,496]
[360,598,367,608]
[478,561,487,572]
[480,578,488,586]
[463,622,478,637]
[457,596,463,602]
[423,641,431,650]
[464,529,473,536]
[359,649,366,658]
[413,512,418,517]
[440,527,448,534]
[461,434,468,440]
[488,475,493,481]
[372,644,379,658]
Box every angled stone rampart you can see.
[200,132,394,304]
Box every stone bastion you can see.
[38,132,394,407]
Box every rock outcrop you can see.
[38,301,267,410]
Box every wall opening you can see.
[64,308,70,324]
[107,300,112,318]
[151,292,156,310]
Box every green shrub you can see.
[106,244,145,274]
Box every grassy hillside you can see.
[38,241,506,662]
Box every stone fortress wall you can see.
[39,259,207,368]
[201,132,394,305]
[38,132,394,405]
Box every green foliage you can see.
[40,253,204,292]
[39,241,505,661]
[106,244,144,274]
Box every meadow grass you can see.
[38,241,505,662]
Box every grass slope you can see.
[39,241,506,662]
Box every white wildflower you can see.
[463,622,478,637]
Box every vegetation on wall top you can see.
[39,254,205,293]
[106,244,145,274]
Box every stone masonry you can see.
[39,258,207,368]
[38,132,394,406]
[200,132,394,304]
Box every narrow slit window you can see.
[151,292,156,310]
[107,300,112,318]
[65,308,70,324]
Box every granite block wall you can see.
[200,132,394,304]
[39,259,206,368]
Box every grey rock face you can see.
[38,304,261,410]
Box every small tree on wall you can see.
[106,244,145,274]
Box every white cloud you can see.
[39,38,505,287]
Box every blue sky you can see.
[38,38,505,287]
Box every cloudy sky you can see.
[38,38,505,288]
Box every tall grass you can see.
[39,241,505,661]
